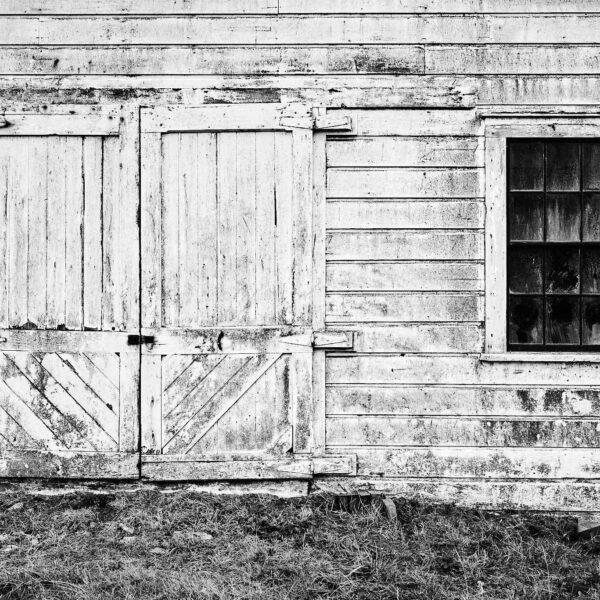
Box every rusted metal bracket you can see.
[127,334,156,346]
[313,330,354,350]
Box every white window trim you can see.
[480,109,600,362]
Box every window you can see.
[507,140,600,351]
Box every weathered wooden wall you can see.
[3,0,600,510]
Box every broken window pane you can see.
[546,142,580,192]
[545,247,580,294]
[583,297,600,344]
[546,193,580,242]
[582,248,600,294]
[509,141,544,191]
[583,143,600,191]
[508,247,543,293]
[546,297,580,345]
[509,193,544,241]
[508,296,543,345]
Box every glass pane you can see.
[546,193,581,241]
[508,247,543,293]
[546,297,580,345]
[582,248,600,294]
[583,142,600,191]
[547,142,580,192]
[509,193,544,241]
[545,247,580,294]
[583,297,600,345]
[508,296,543,345]
[583,193,600,241]
[509,141,544,191]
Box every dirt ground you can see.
[0,485,599,599]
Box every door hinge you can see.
[127,334,156,346]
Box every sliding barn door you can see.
[0,107,139,478]
[140,104,320,480]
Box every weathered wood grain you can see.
[350,448,600,479]
[314,478,600,512]
[327,137,483,168]
[326,293,483,323]
[7,16,600,45]
[327,231,483,261]
[326,262,483,292]
[0,46,424,76]
[326,386,600,416]
[327,416,600,447]
[326,200,483,229]
[326,355,600,386]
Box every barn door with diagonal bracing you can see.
[139,104,331,480]
[0,106,139,478]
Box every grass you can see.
[0,488,599,599]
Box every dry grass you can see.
[0,489,599,599]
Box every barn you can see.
[1,0,600,514]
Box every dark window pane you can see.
[583,142,600,191]
[582,248,600,294]
[583,297,600,344]
[583,193,600,241]
[509,193,544,241]
[546,297,580,344]
[545,247,580,294]
[509,141,544,191]
[547,142,580,191]
[546,193,581,241]
[508,247,543,293]
[508,296,543,344]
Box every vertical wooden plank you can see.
[291,128,314,327]
[255,132,277,325]
[485,135,507,353]
[274,132,294,325]
[178,133,200,328]
[312,127,327,455]
[198,133,218,326]
[141,131,162,329]
[141,354,161,453]
[27,137,48,329]
[217,132,238,325]
[0,140,9,328]
[46,136,67,330]
[292,351,313,454]
[83,136,103,330]
[64,137,84,330]
[8,138,28,328]
[161,133,180,328]
[235,132,256,324]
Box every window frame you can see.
[481,111,600,362]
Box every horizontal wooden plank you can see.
[0,0,279,14]
[327,231,483,260]
[327,416,600,447]
[313,478,600,512]
[0,46,424,76]
[328,168,483,199]
[326,386,600,416]
[327,137,483,168]
[0,450,138,478]
[327,261,483,292]
[326,355,600,385]
[350,448,600,479]
[0,330,136,353]
[8,16,600,45]
[279,0,600,13]
[326,293,482,323]
[326,200,483,229]
[141,458,314,480]
[0,75,477,109]
[428,45,600,76]
[345,324,483,352]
